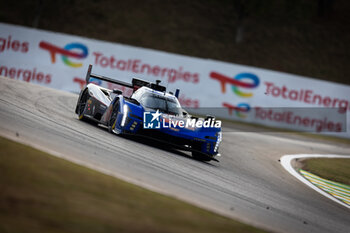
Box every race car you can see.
[75,65,222,161]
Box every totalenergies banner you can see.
[0,22,349,138]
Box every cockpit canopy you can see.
[132,87,182,115]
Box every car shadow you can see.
[121,133,217,166]
[76,119,218,166]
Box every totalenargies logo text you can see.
[143,110,221,129]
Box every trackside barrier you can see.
[1,22,349,138]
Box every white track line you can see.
[280,154,350,209]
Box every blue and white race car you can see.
[75,65,222,161]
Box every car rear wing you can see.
[85,64,166,93]
[85,64,133,89]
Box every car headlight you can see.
[214,131,222,152]
[121,104,129,127]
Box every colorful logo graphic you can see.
[210,71,259,118]
[223,102,251,118]
[210,71,259,97]
[39,41,88,68]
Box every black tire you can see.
[108,100,120,133]
[108,117,117,133]
[77,89,89,121]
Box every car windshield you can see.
[141,93,182,115]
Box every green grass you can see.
[1,0,350,85]
[0,136,268,233]
[302,158,350,185]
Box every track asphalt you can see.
[0,77,349,233]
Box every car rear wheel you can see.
[108,117,118,133]
[108,100,120,134]
[77,89,89,121]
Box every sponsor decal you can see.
[223,102,250,118]
[92,52,200,84]
[210,71,259,97]
[0,35,29,53]
[211,71,259,118]
[143,110,221,129]
[0,65,51,84]
[73,77,86,89]
[254,107,343,132]
[39,41,88,68]
[264,82,349,113]
[178,94,200,108]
